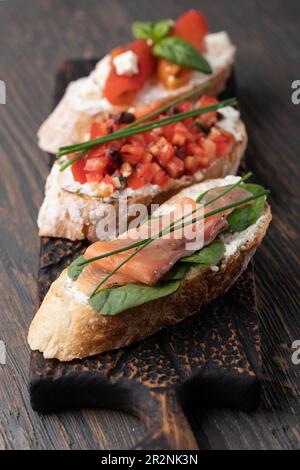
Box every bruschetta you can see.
[38,10,236,154]
[38,95,248,242]
[29,175,271,361]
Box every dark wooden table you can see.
[0,0,299,450]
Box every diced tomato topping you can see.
[166,157,184,179]
[103,174,115,186]
[127,173,147,189]
[142,151,153,164]
[104,40,156,106]
[153,170,170,188]
[137,162,160,184]
[70,154,87,184]
[157,60,191,90]
[197,95,219,127]
[84,156,109,173]
[90,122,107,140]
[211,133,233,158]
[174,10,208,52]
[185,141,204,157]
[121,143,144,164]
[150,136,175,165]
[85,145,107,160]
[216,141,230,158]
[70,97,236,192]
[134,102,162,121]
[184,156,197,174]
[202,139,217,161]
[86,172,103,183]
[100,186,114,197]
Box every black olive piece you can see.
[175,147,186,160]
[169,106,180,115]
[114,112,136,125]
[108,147,123,166]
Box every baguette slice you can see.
[38,32,236,154]
[29,177,272,362]
[38,120,247,242]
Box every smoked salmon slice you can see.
[76,186,251,293]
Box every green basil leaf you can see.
[226,183,266,233]
[68,255,85,281]
[162,262,188,281]
[132,19,173,43]
[89,279,181,316]
[88,241,225,316]
[153,37,212,74]
[181,241,225,265]
[196,188,210,203]
[152,20,174,42]
[132,21,154,40]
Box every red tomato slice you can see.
[174,10,208,52]
[70,154,87,184]
[104,40,156,106]
[103,174,115,187]
[85,145,107,160]
[212,134,233,158]
[137,162,161,183]
[166,157,184,179]
[127,172,147,189]
[85,173,103,183]
[134,102,162,120]
[84,157,109,173]
[153,170,170,188]
[90,122,107,139]
[202,139,217,161]
[198,95,219,127]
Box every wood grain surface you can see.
[0,0,299,450]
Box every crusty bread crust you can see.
[38,120,247,242]
[38,61,234,154]
[28,203,271,362]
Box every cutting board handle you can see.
[135,389,199,450]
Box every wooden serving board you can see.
[30,61,261,450]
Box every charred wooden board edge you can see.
[29,62,262,445]
[30,250,261,414]
[30,354,261,414]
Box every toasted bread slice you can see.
[37,120,247,242]
[29,177,271,362]
[38,32,235,154]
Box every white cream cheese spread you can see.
[66,31,235,116]
[113,50,139,76]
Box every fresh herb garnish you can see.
[68,255,86,281]
[119,175,127,186]
[88,242,224,315]
[89,186,269,297]
[181,240,224,265]
[153,36,212,74]
[196,172,252,203]
[72,173,251,282]
[66,173,268,304]
[67,174,269,315]
[89,276,181,315]
[226,183,267,232]
[58,97,237,169]
[133,17,211,74]
[132,19,174,44]
[195,121,210,134]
